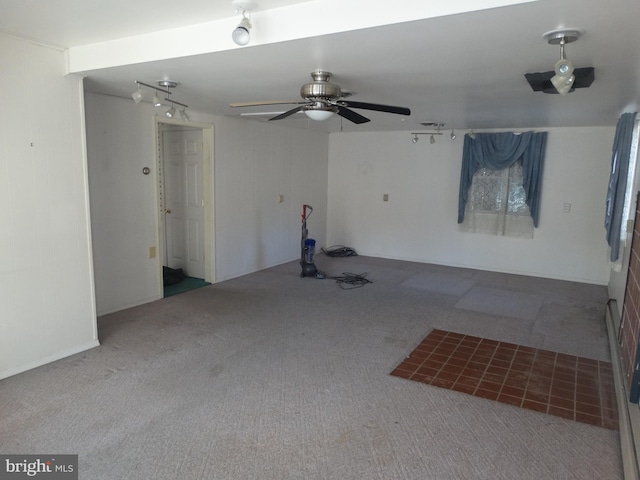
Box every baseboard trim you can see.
[0,339,100,380]
[606,299,640,480]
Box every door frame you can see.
[154,117,215,294]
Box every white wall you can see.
[327,127,615,285]
[0,35,98,379]
[85,95,162,314]
[85,93,328,315]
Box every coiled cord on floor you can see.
[331,272,372,290]
[322,245,358,257]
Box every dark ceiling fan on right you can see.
[229,70,411,124]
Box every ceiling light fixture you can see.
[411,123,445,144]
[132,80,189,120]
[543,29,581,95]
[232,0,255,46]
[304,102,337,122]
[450,130,456,140]
[523,28,591,95]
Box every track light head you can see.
[179,109,189,121]
[430,135,435,144]
[153,93,162,107]
[232,16,251,46]
[450,130,456,140]
[131,84,143,103]
[412,135,419,143]
[165,106,176,118]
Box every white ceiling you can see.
[2,0,639,133]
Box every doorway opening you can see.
[155,119,215,297]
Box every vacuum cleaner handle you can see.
[302,204,313,221]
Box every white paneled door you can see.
[163,129,205,279]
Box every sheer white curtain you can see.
[459,160,534,238]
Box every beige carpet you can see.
[0,256,622,479]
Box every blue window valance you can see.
[458,131,548,227]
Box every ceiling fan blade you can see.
[229,100,305,108]
[339,100,411,116]
[337,106,370,124]
[269,106,305,121]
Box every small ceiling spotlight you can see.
[232,0,255,46]
[430,135,436,144]
[153,93,162,107]
[131,83,143,103]
[450,130,456,140]
[412,134,419,143]
[165,105,176,118]
[179,109,189,121]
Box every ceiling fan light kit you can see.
[229,70,411,125]
[524,27,594,95]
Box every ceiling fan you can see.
[229,70,411,124]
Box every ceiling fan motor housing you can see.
[301,70,341,103]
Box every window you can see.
[459,160,534,238]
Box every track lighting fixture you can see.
[411,122,446,144]
[132,80,189,120]
[232,0,255,46]
[450,130,456,140]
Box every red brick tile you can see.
[549,395,574,410]
[475,388,499,401]
[549,406,575,421]
[522,399,548,414]
[575,412,602,427]
[525,389,550,404]
[497,393,523,407]
[501,385,525,399]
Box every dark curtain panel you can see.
[605,112,638,262]
[458,132,548,226]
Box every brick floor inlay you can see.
[391,329,619,430]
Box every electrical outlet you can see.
[149,246,156,258]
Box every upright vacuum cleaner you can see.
[300,204,324,278]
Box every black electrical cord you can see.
[331,272,372,289]
[322,245,358,257]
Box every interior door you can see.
[163,129,205,279]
